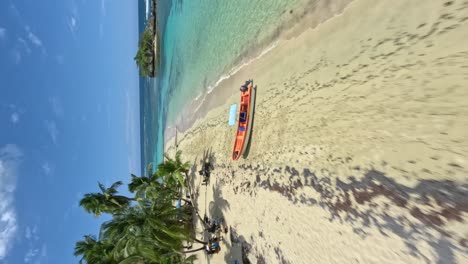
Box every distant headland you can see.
[134,0,159,77]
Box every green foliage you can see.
[158,151,191,189]
[74,235,115,264]
[75,151,200,264]
[79,181,133,217]
[134,29,156,77]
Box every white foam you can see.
[193,94,207,113]
[206,41,279,94]
[189,41,279,115]
[194,91,203,101]
[145,0,150,19]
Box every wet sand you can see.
[167,0,468,263]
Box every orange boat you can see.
[232,80,256,160]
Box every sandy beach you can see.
[167,0,468,263]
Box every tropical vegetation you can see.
[134,29,157,77]
[134,0,158,77]
[74,151,205,264]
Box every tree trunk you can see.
[174,197,192,204]
[191,237,207,245]
[181,246,206,254]
[185,176,209,229]
[180,198,191,204]
[195,211,209,229]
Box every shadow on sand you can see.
[225,227,253,264]
[242,85,257,160]
[186,148,217,249]
[187,149,232,262]
[235,163,468,263]
[197,179,231,262]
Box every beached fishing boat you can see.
[232,80,256,160]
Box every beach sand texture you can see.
[167,0,468,263]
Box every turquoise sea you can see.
[139,0,307,175]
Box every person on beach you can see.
[205,235,221,254]
[207,221,217,233]
[199,161,212,185]
[240,80,250,92]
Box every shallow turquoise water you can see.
[161,0,304,123]
[141,0,306,173]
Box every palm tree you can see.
[157,152,210,229]
[128,174,153,200]
[157,151,207,226]
[75,151,207,263]
[129,173,183,205]
[157,151,191,189]
[74,235,115,264]
[101,198,208,248]
[147,163,153,176]
[181,246,207,254]
[100,205,189,261]
[80,181,134,217]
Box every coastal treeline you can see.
[74,151,204,264]
[134,0,159,77]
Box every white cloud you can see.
[5,105,24,123]
[68,0,79,37]
[26,31,42,47]
[11,113,19,124]
[49,97,64,118]
[41,163,51,176]
[70,17,76,28]
[25,226,31,240]
[24,248,39,263]
[100,0,106,17]
[31,225,39,241]
[18,38,32,54]
[9,4,21,22]
[12,49,22,64]
[68,15,78,37]
[40,244,46,257]
[41,162,54,182]
[8,4,46,57]
[145,0,149,19]
[23,26,45,56]
[24,224,39,242]
[23,224,43,263]
[44,121,59,145]
[0,28,6,39]
[99,0,106,38]
[0,144,22,260]
[67,0,79,37]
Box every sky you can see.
[0,0,141,263]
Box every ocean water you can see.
[140,0,308,174]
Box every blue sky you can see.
[0,0,141,263]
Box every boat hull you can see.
[232,81,255,160]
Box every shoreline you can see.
[167,0,468,263]
[164,0,355,145]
